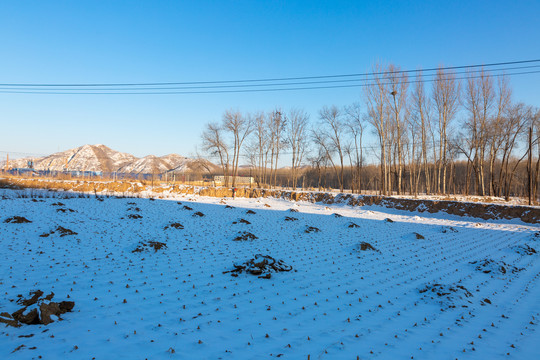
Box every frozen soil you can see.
[0,189,538,359]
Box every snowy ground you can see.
[0,189,538,359]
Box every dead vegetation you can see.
[4,216,32,224]
[223,254,293,279]
[232,218,251,225]
[513,244,537,255]
[40,226,78,238]
[164,222,184,230]
[0,290,74,327]
[419,283,474,308]
[305,226,321,233]
[470,259,523,274]
[233,231,258,241]
[358,242,380,252]
[132,241,167,253]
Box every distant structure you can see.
[213,176,254,186]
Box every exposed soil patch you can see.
[333,213,343,218]
[4,216,32,224]
[289,208,299,213]
[192,211,205,217]
[414,232,425,240]
[348,222,360,228]
[56,208,77,213]
[1,290,75,326]
[384,218,394,223]
[284,216,298,222]
[233,231,258,241]
[224,254,293,279]
[182,205,193,211]
[305,226,321,233]
[358,241,380,252]
[127,214,143,220]
[232,219,251,225]
[419,283,473,308]
[164,222,184,230]
[470,259,523,274]
[246,210,256,215]
[513,244,537,255]
[264,204,271,208]
[132,241,167,253]
[40,226,78,238]
[225,205,235,209]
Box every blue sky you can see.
[1,1,539,159]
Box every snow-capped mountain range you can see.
[4,144,215,174]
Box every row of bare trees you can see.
[200,64,540,201]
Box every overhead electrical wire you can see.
[0,59,539,95]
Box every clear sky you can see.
[1,0,539,159]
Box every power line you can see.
[1,69,539,95]
[1,64,538,92]
[1,58,539,88]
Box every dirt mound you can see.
[0,290,75,326]
[233,231,258,241]
[232,219,251,225]
[164,222,184,230]
[358,241,380,252]
[305,226,321,233]
[513,244,537,255]
[419,283,473,308]
[132,241,167,253]
[40,226,78,238]
[470,259,523,274]
[56,208,77,213]
[4,216,32,224]
[224,254,293,279]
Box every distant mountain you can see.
[4,144,217,174]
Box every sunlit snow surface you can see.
[0,189,538,359]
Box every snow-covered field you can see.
[0,189,538,359]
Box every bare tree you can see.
[201,122,230,186]
[317,105,346,192]
[411,71,433,195]
[285,108,309,190]
[386,64,409,195]
[223,110,253,187]
[365,63,389,195]
[344,102,366,193]
[433,67,460,194]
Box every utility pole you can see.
[528,126,533,205]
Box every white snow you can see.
[0,189,538,359]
